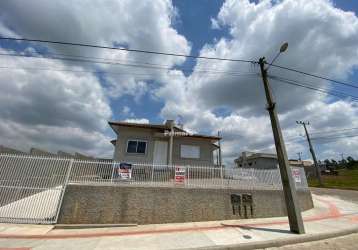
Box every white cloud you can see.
[1,0,358,164]
[0,0,190,99]
[157,0,358,165]
[0,0,190,157]
[124,118,150,124]
[0,48,113,156]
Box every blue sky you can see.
[111,0,358,124]
[0,0,358,163]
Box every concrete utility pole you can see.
[296,121,322,186]
[258,53,305,234]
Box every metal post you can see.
[187,166,190,186]
[297,121,322,186]
[151,164,155,184]
[168,122,174,166]
[111,162,116,183]
[54,158,74,223]
[218,131,222,167]
[259,57,305,234]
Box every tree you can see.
[324,159,331,165]
[346,156,357,169]
[347,156,355,163]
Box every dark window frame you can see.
[126,139,147,154]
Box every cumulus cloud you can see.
[0,0,190,98]
[124,118,150,124]
[0,48,113,156]
[0,0,190,156]
[157,0,358,164]
[1,0,358,164]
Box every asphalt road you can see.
[310,187,358,203]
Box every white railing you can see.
[68,159,309,191]
[0,154,72,224]
[0,154,309,224]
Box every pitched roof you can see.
[109,121,173,131]
[108,121,221,141]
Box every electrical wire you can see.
[311,134,358,141]
[310,127,358,136]
[267,62,358,89]
[0,52,258,77]
[268,75,358,101]
[3,37,358,91]
[0,65,259,78]
[0,37,256,63]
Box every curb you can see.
[54,224,137,229]
[179,226,358,250]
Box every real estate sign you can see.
[117,163,132,180]
[175,166,186,184]
[292,168,301,183]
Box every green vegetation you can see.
[309,168,358,191]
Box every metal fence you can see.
[0,154,308,224]
[0,154,72,224]
[68,160,308,191]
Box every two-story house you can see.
[109,120,221,166]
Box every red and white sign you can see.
[175,166,186,184]
[118,163,132,180]
[292,169,301,183]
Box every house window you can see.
[127,140,147,154]
[180,145,200,159]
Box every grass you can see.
[308,169,358,191]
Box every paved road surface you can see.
[264,232,358,250]
[311,187,358,203]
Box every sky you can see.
[0,0,358,165]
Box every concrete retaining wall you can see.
[58,184,313,224]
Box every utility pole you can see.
[296,121,322,186]
[259,57,305,234]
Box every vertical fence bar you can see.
[110,162,115,183]
[54,158,73,223]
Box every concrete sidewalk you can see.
[0,193,358,250]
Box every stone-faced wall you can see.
[58,184,313,224]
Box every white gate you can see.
[0,154,73,224]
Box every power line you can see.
[0,65,259,78]
[267,62,358,89]
[269,75,358,101]
[1,49,254,75]
[0,37,256,63]
[0,52,258,77]
[270,75,358,99]
[310,127,358,135]
[311,134,358,141]
[2,37,358,91]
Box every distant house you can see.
[108,120,221,166]
[0,145,26,155]
[235,151,313,170]
[234,152,278,169]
